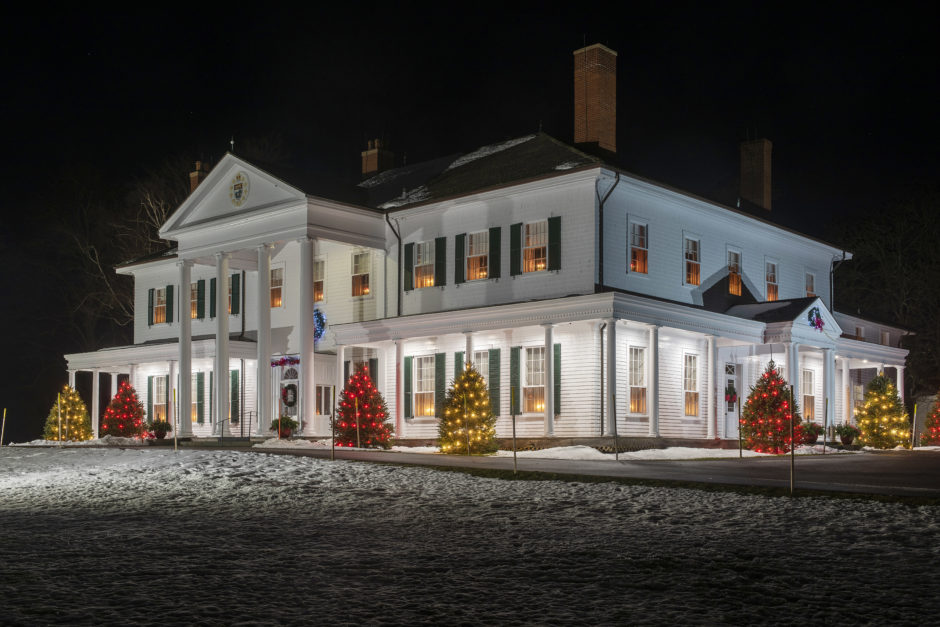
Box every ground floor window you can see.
[473,349,489,383]
[153,376,167,421]
[683,354,699,416]
[414,355,435,417]
[524,346,545,412]
[316,385,333,416]
[629,346,647,414]
[802,369,815,421]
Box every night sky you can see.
[1,5,937,441]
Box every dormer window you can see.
[270,267,284,308]
[805,272,816,298]
[727,250,741,296]
[352,252,370,297]
[314,260,325,302]
[630,223,648,274]
[684,237,700,286]
[765,261,778,301]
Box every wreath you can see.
[807,306,824,332]
[314,308,327,342]
[724,382,737,403]
[281,383,298,408]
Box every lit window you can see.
[316,385,332,416]
[190,282,199,319]
[684,238,700,286]
[191,373,200,423]
[629,346,647,414]
[880,330,890,346]
[473,349,489,383]
[524,347,546,412]
[802,369,815,421]
[153,376,167,422]
[414,356,435,416]
[352,252,370,296]
[766,262,778,301]
[467,232,489,280]
[523,221,548,273]
[855,326,864,340]
[728,250,741,296]
[805,272,815,298]
[314,260,325,302]
[153,288,167,324]
[270,267,284,308]
[227,276,233,314]
[414,241,435,288]
[630,223,648,274]
[683,354,699,416]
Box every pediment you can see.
[727,297,843,346]
[159,154,306,238]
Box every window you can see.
[765,262,778,301]
[316,385,333,416]
[523,221,548,273]
[153,376,167,422]
[270,267,284,308]
[524,346,546,412]
[153,288,167,324]
[473,349,489,383]
[191,373,201,423]
[802,369,815,421]
[314,260,325,302]
[352,252,370,296]
[684,237,700,286]
[414,356,436,417]
[190,282,199,319]
[855,326,864,340]
[629,346,647,414]
[467,231,489,281]
[414,241,435,288]
[727,250,742,296]
[880,330,890,346]
[683,354,699,416]
[630,222,648,274]
[805,272,816,298]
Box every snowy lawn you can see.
[0,447,936,625]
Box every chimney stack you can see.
[189,161,210,194]
[361,138,395,178]
[739,138,772,210]
[573,43,617,153]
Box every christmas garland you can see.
[807,306,824,332]
[271,356,300,368]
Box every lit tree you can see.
[43,385,93,441]
[920,391,940,446]
[739,361,803,454]
[334,365,392,448]
[439,362,497,455]
[100,381,146,438]
[856,373,910,448]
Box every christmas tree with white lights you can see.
[43,385,93,441]
[439,362,497,455]
[856,373,909,448]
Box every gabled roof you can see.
[726,297,821,323]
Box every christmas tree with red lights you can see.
[43,385,93,441]
[333,364,392,448]
[100,381,145,438]
[920,391,940,446]
[740,361,803,454]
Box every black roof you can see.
[726,297,820,323]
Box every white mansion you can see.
[66,44,908,445]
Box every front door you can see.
[724,363,741,439]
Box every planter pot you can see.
[803,433,819,445]
[154,431,167,440]
[840,435,855,446]
[278,429,292,439]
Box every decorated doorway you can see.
[724,363,741,439]
[280,366,299,418]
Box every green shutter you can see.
[197,279,205,319]
[489,227,501,279]
[231,274,240,315]
[148,289,154,326]
[510,223,522,276]
[369,358,378,381]
[210,278,217,318]
[404,356,413,418]
[209,371,214,422]
[147,376,154,422]
[434,352,446,417]
[230,370,239,423]
[344,360,350,383]
[404,243,414,291]
[489,348,500,415]
[553,343,561,415]
[455,351,464,378]
[434,237,447,287]
[164,375,170,414]
[510,346,520,415]
[548,216,561,271]
[455,234,466,284]
[166,285,174,324]
[196,372,205,424]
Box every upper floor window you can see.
[765,262,778,301]
[880,330,890,346]
[414,355,436,417]
[524,346,546,412]
[855,326,864,340]
[630,223,648,274]
[523,221,548,273]
[727,250,742,296]
[314,260,325,302]
[153,288,167,324]
[352,252,370,297]
[629,346,647,414]
[805,272,816,298]
[684,237,700,286]
[270,267,284,308]
[415,241,436,288]
[467,231,489,281]
[683,354,699,416]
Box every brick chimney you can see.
[573,43,617,153]
[361,138,395,178]
[189,161,210,194]
[739,138,772,210]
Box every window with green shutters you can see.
[406,353,445,417]
[510,344,560,415]
[456,228,500,284]
[510,219,560,275]
[148,286,173,325]
[147,375,169,422]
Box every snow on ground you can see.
[0,447,936,625]
[394,444,862,460]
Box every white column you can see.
[298,237,315,430]
[464,332,473,367]
[648,325,659,438]
[110,374,118,402]
[256,243,273,435]
[129,364,137,392]
[543,323,554,436]
[394,340,403,435]
[68,370,76,389]
[823,348,835,430]
[706,335,716,439]
[606,318,617,436]
[91,368,100,439]
[177,259,193,437]
[897,365,905,405]
[168,359,177,432]
[215,252,230,434]
[841,357,851,425]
